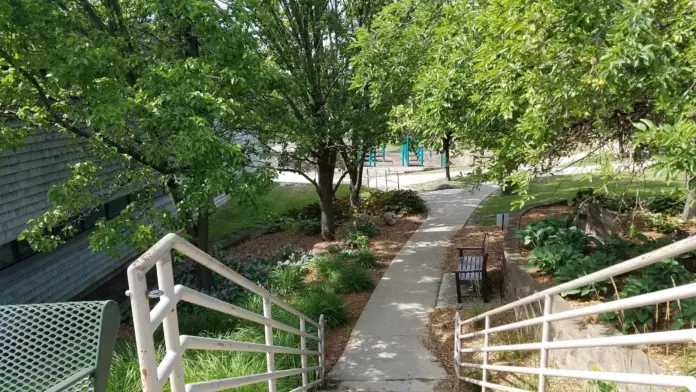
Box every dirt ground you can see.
[230,214,425,372]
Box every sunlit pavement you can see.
[326,186,498,392]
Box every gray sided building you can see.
[0,129,229,305]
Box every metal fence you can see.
[455,235,696,392]
[127,233,325,392]
[364,168,400,190]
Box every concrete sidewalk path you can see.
[327,185,498,392]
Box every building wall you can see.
[0,129,232,305]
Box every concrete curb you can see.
[503,200,664,391]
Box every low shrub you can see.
[176,308,240,337]
[384,189,427,214]
[343,230,368,249]
[645,212,681,235]
[554,252,618,297]
[601,259,693,333]
[642,191,685,216]
[545,227,590,250]
[295,197,352,222]
[526,244,584,274]
[353,219,379,238]
[515,215,571,249]
[292,285,349,329]
[326,244,342,253]
[311,254,343,278]
[360,189,426,215]
[269,265,305,295]
[354,248,378,268]
[264,214,300,233]
[327,263,375,293]
[671,298,696,330]
[299,219,322,235]
[600,235,635,260]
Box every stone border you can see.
[503,200,663,391]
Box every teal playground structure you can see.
[366,145,387,167]
[401,136,445,167]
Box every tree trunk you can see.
[317,148,338,240]
[443,134,452,181]
[682,175,696,222]
[346,158,364,208]
[195,212,214,290]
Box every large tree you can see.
[239,0,390,238]
[0,0,275,287]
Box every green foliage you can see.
[643,191,686,216]
[327,264,375,293]
[326,244,342,254]
[600,236,635,260]
[311,255,344,278]
[546,227,590,250]
[602,259,693,333]
[354,248,379,269]
[671,298,696,330]
[587,366,619,392]
[269,266,305,296]
[292,285,349,329]
[343,231,369,249]
[353,0,696,210]
[554,252,618,298]
[264,215,301,233]
[2,0,277,257]
[462,301,488,330]
[360,189,427,216]
[645,213,682,235]
[526,244,584,274]
[353,219,379,238]
[384,190,427,214]
[298,219,322,235]
[515,215,571,249]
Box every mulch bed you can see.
[229,213,425,372]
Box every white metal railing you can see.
[364,168,400,190]
[126,233,325,392]
[455,235,696,392]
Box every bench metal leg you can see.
[455,273,462,303]
[482,272,489,303]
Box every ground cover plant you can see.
[517,203,696,335]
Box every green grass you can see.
[209,184,349,241]
[476,173,679,225]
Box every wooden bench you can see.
[455,233,489,303]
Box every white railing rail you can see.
[455,235,696,392]
[126,233,325,392]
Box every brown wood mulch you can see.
[228,214,425,372]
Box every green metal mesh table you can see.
[0,301,120,392]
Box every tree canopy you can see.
[0,0,276,262]
[353,0,696,211]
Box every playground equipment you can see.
[366,145,387,167]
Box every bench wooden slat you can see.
[455,233,490,303]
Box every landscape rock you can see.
[383,212,396,226]
[574,203,623,240]
[435,183,455,190]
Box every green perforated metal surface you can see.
[0,302,106,392]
